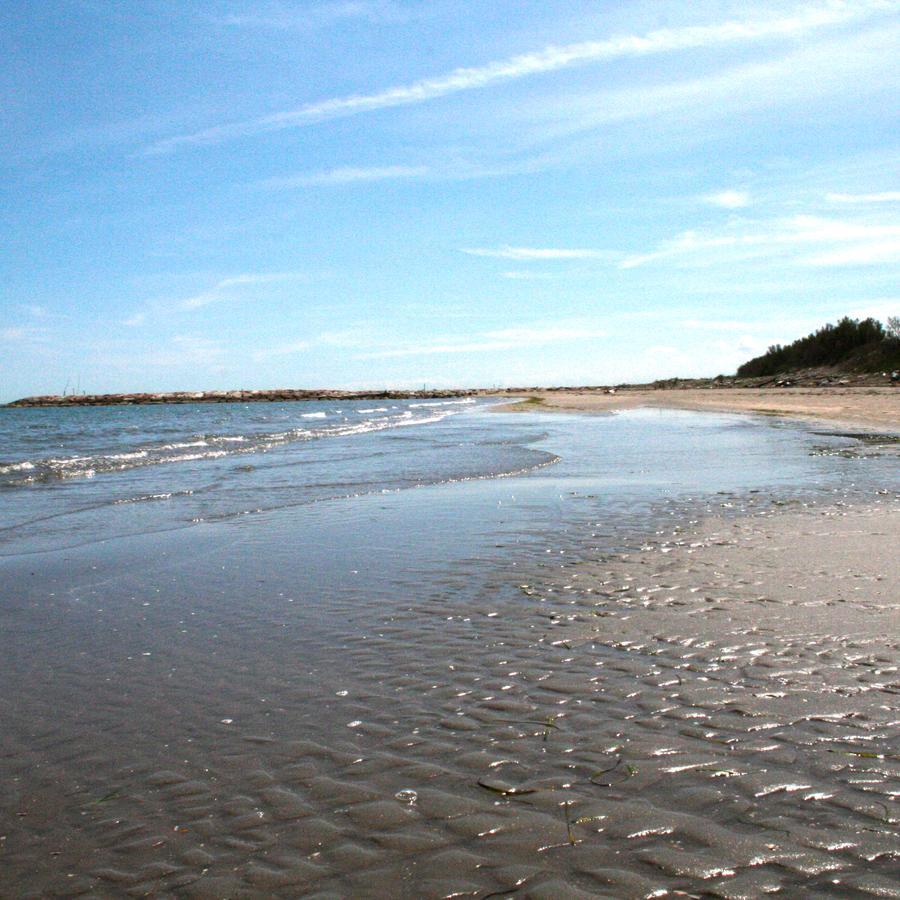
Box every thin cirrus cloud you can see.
[620,215,900,269]
[145,2,889,154]
[179,272,308,309]
[1,326,29,341]
[257,155,556,189]
[827,191,900,203]
[259,165,431,188]
[120,272,312,324]
[1,324,50,344]
[251,330,367,361]
[251,339,310,361]
[705,190,751,209]
[498,24,899,162]
[93,335,228,373]
[681,318,775,332]
[803,239,900,266]
[357,324,606,359]
[159,337,225,371]
[501,271,559,280]
[223,1,409,30]
[463,246,617,261]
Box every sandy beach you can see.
[4,495,898,897]
[496,386,900,431]
[1,403,897,897]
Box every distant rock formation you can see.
[6,388,483,408]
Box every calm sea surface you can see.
[0,397,892,558]
[0,400,897,895]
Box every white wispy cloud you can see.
[16,303,71,322]
[827,191,900,203]
[1,324,49,343]
[846,297,900,321]
[251,329,366,361]
[252,339,311,361]
[491,325,606,343]
[497,23,899,158]
[463,246,617,261]
[501,270,558,280]
[705,190,751,208]
[260,165,431,188]
[620,214,900,269]
[93,335,228,373]
[803,240,900,266]
[223,1,410,30]
[357,323,606,358]
[680,318,764,332]
[169,334,226,362]
[257,154,555,189]
[147,2,891,153]
[360,341,507,358]
[1,326,29,341]
[180,272,308,309]
[679,315,828,336]
[639,336,783,378]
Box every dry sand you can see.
[496,386,900,431]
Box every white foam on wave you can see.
[320,411,451,438]
[0,461,36,473]
[48,455,92,467]
[5,401,477,485]
[114,489,195,505]
[106,450,150,461]
[161,440,209,450]
[170,450,231,463]
[409,398,476,408]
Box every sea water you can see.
[0,398,891,558]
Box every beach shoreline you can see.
[492,386,900,432]
[1,406,897,896]
[4,492,897,896]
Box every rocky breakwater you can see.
[6,388,483,408]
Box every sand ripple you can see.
[1,501,897,897]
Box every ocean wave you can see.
[0,404,473,486]
[181,449,560,526]
[0,461,36,474]
[161,440,209,449]
[114,489,195,505]
[409,398,476,408]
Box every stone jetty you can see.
[6,388,484,408]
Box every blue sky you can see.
[2,0,898,398]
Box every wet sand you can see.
[496,386,900,431]
[3,493,898,897]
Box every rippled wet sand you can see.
[2,497,898,898]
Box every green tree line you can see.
[736,316,900,378]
